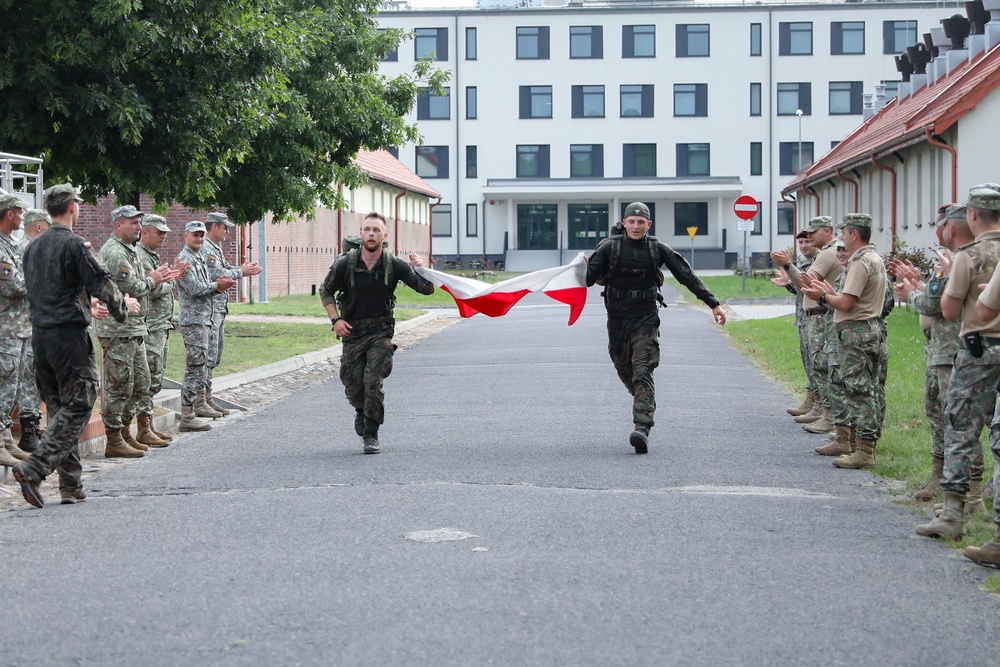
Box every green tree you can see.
[0,0,446,222]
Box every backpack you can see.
[335,235,395,317]
[596,230,665,306]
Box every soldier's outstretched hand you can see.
[174,260,191,278]
[770,250,791,267]
[216,276,237,292]
[241,262,262,276]
[124,294,141,315]
[408,253,423,268]
[934,248,954,275]
[712,305,726,326]
[149,263,180,285]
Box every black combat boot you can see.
[18,416,42,453]
[629,425,649,454]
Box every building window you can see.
[517,26,550,59]
[881,80,900,99]
[466,87,477,120]
[517,204,557,249]
[570,26,603,59]
[620,85,654,118]
[779,141,814,175]
[466,203,478,236]
[883,20,917,55]
[777,82,811,115]
[623,25,655,58]
[750,23,762,56]
[378,29,398,62]
[676,24,710,57]
[829,81,863,115]
[779,22,812,56]
[466,27,477,60]
[568,203,610,250]
[432,203,452,237]
[832,21,865,55]
[519,86,552,119]
[415,145,449,179]
[750,142,762,176]
[416,87,450,120]
[623,143,656,177]
[516,145,550,178]
[677,143,710,177]
[777,201,795,235]
[570,144,604,178]
[466,145,477,178]
[751,204,763,236]
[674,83,708,117]
[572,85,605,118]
[674,202,708,236]
[750,83,761,116]
[415,28,448,61]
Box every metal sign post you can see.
[734,196,760,292]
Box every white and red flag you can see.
[415,253,588,325]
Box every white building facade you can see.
[376,0,966,270]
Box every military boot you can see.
[149,415,174,443]
[914,455,944,501]
[0,441,24,467]
[815,425,852,456]
[363,433,381,454]
[964,527,1000,568]
[965,478,987,515]
[60,488,87,505]
[833,437,876,469]
[2,428,29,461]
[916,492,965,539]
[205,386,231,416]
[104,428,145,459]
[354,409,365,437]
[793,403,823,424]
[803,407,835,434]
[787,388,816,416]
[121,419,149,452]
[629,425,649,454]
[179,405,212,432]
[18,415,42,453]
[136,413,169,448]
[194,389,224,419]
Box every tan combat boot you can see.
[194,389,224,419]
[833,437,876,469]
[787,388,815,416]
[136,413,169,448]
[179,405,212,432]
[205,386,231,416]
[815,425,852,456]
[916,492,965,539]
[833,426,859,464]
[148,414,173,442]
[121,419,149,452]
[914,455,944,501]
[2,428,29,461]
[104,428,145,459]
[964,527,1000,567]
[803,407,835,434]
[965,478,986,515]
[0,440,24,467]
[793,403,823,424]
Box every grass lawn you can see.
[727,308,996,553]
[667,274,791,301]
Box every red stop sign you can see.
[734,195,759,220]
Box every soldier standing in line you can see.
[96,205,179,458]
[891,204,969,500]
[916,185,1000,540]
[13,184,138,508]
[771,217,845,435]
[0,193,33,466]
[16,209,51,256]
[177,221,236,432]
[136,214,189,445]
[774,231,820,417]
[813,239,853,457]
[320,212,435,454]
[201,212,261,417]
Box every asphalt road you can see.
[1,284,998,665]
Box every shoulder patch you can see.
[116,261,132,282]
[206,254,218,268]
[0,260,13,279]
[83,241,92,249]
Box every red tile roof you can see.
[784,45,1000,194]
[354,149,441,199]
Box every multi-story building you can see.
[376,0,966,270]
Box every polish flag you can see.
[415,253,588,325]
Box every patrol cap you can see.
[22,209,52,226]
[944,204,967,221]
[834,239,847,249]
[185,220,207,233]
[143,214,170,233]
[803,216,833,233]
[967,184,1000,211]
[206,211,235,228]
[623,202,651,220]
[42,184,83,209]
[836,213,873,229]
[111,204,144,222]
[795,228,810,239]
[0,193,27,212]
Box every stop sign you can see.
[734,195,759,220]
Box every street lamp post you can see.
[796,108,804,233]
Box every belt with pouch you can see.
[805,307,828,316]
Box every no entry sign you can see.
[734,196,759,220]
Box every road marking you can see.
[664,485,839,499]
[405,527,479,543]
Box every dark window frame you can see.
[676,23,710,57]
[750,82,762,116]
[623,143,657,178]
[571,85,605,118]
[776,82,812,116]
[779,141,815,175]
[676,143,711,177]
[750,23,762,56]
[416,86,451,121]
[750,142,763,176]
[620,84,654,118]
[466,27,477,60]
[673,202,708,237]
[829,81,863,115]
[519,85,553,119]
[465,145,477,179]
[569,144,604,178]
[883,20,917,55]
[432,203,452,237]
[779,22,813,56]
[569,25,603,59]
[673,83,708,117]
[831,21,865,55]
[516,144,551,178]
[415,27,448,61]
[622,25,656,58]
[466,86,477,120]
[516,26,551,60]
[415,145,449,179]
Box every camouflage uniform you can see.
[176,244,217,408]
[0,230,41,435]
[17,206,129,494]
[13,234,42,420]
[825,272,849,428]
[804,238,844,411]
[95,236,155,430]
[201,234,241,391]
[786,255,816,392]
[137,239,173,415]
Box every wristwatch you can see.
[818,294,828,306]
[331,316,342,326]
[783,263,792,272]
